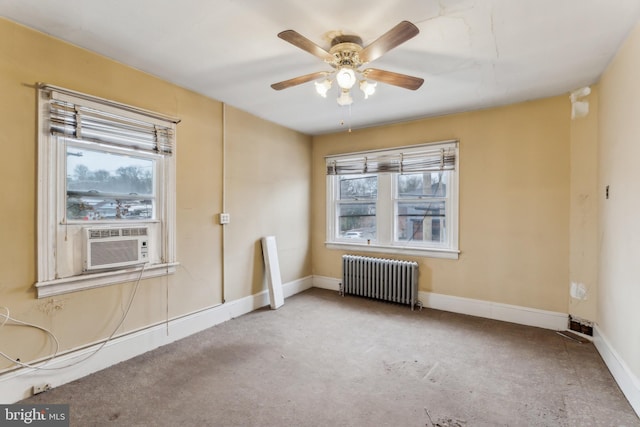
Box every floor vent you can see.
[568,315,593,336]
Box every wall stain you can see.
[38,298,65,316]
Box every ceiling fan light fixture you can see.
[336,89,353,106]
[272,21,423,113]
[336,67,356,89]
[359,80,377,99]
[314,79,332,98]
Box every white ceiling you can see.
[1,0,639,135]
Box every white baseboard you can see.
[311,276,567,331]
[281,275,314,298]
[418,290,568,330]
[311,275,340,291]
[0,276,313,404]
[593,325,640,417]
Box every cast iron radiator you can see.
[341,255,419,310]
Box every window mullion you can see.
[377,174,393,245]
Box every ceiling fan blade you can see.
[363,69,424,90]
[359,21,419,64]
[271,71,330,90]
[278,30,334,63]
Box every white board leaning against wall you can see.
[261,236,284,309]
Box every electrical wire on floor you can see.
[0,263,146,371]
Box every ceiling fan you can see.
[271,21,424,106]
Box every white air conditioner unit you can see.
[83,227,149,271]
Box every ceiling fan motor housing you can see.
[329,35,364,68]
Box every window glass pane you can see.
[338,202,376,240]
[396,201,446,243]
[398,172,447,198]
[339,175,377,199]
[66,146,154,221]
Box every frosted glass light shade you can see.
[336,68,356,89]
[336,90,353,106]
[314,79,332,97]
[359,80,377,99]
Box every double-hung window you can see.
[36,84,179,297]
[326,141,459,259]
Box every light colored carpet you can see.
[24,288,639,426]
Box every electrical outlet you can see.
[33,383,51,395]
[219,213,230,224]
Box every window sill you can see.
[325,242,459,259]
[35,262,178,298]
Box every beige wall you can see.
[598,20,640,379]
[312,97,571,313]
[224,106,312,301]
[0,18,311,371]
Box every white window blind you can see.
[326,141,457,175]
[41,84,177,155]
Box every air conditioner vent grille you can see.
[122,227,148,237]
[88,227,148,240]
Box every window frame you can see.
[325,141,459,259]
[36,84,179,298]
